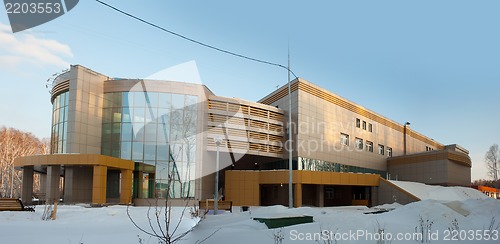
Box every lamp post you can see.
[287,46,293,208]
[403,122,410,156]
[214,136,223,215]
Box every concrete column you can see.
[21,166,34,205]
[39,173,47,193]
[294,183,302,208]
[133,171,144,198]
[64,166,75,203]
[46,165,61,204]
[317,185,324,207]
[92,165,107,204]
[39,173,47,203]
[148,173,155,198]
[120,169,133,204]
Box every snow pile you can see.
[373,202,403,210]
[389,180,488,201]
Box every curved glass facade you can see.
[51,92,69,154]
[102,92,198,198]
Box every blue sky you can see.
[1,0,499,180]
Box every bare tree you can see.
[127,100,217,244]
[472,179,500,188]
[160,104,197,199]
[127,170,219,244]
[0,127,46,198]
[485,144,500,188]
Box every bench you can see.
[199,199,233,215]
[0,198,34,212]
[32,193,46,205]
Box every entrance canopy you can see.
[14,154,134,172]
[14,154,134,205]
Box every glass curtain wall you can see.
[298,157,386,176]
[102,91,198,198]
[51,92,69,154]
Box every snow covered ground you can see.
[1,198,499,244]
[191,199,500,243]
[1,183,499,244]
[0,204,198,244]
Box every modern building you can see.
[474,185,500,199]
[15,65,472,207]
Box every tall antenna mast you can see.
[288,42,293,208]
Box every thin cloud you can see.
[0,22,73,68]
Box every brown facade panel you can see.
[387,150,471,186]
[388,150,471,168]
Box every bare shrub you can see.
[415,215,434,243]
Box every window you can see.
[362,121,367,130]
[378,144,385,155]
[340,133,349,146]
[133,92,147,107]
[101,91,198,198]
[355,138,363,150]
[387,147,392,157]
[356,118,361,128]
[366,141,373,152]
[368,123,373,132]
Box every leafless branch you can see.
[194,228,221,244]
[126,204,161,239]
